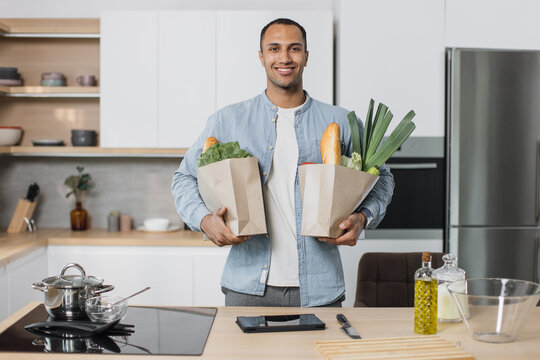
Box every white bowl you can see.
[143,218,170,231]
[0,127,22,146]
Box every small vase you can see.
[71,201,88,231]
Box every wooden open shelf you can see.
[0,146,188,157]
[0,86,99,97]
[0,18,99,36]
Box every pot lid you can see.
[41,263,103,288]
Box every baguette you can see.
[202,137,218,153]
[320,123,341,164]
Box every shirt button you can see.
[269,145,273,150]
[266,234,269,238]
[263,171,267,176]
[264,264,268,269]
[273,106,277,110]
[272,117,277,122]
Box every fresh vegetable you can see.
[341,99,416,173]
[197,141,252,168]
[340,152,362,171]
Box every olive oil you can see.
[414,252,437,335]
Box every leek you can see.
[346,99,416,172]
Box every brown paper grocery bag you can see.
[299,164,378,238]
[197,157,267,236]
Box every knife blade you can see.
[337,313,361,339]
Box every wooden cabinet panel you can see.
[158,11,216,149]
[338,0,445,137]
[100,11,158,148]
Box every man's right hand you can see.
[200,207,251,247]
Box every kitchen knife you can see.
[337,313,361,339]
[25,182,40,202]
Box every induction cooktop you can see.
[0,304,217,355]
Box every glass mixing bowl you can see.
[85,295,128,324]
[447,278,540,343]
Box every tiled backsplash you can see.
[0,157,184,229]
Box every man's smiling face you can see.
[259,23,308,91]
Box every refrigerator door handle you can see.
[536,233,539,283]
[537,140,540,223]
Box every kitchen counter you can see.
[0,302,539,359]
[0,228,208,267]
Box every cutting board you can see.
[315,335,474,359]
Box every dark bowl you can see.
[71,130,97,146]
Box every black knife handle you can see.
[336,313,349,325]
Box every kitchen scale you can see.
[0,304,217,355]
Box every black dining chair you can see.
[354,252,445,307]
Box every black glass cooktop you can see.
[0,304,217,355]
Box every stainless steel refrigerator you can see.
[447,48,540,282]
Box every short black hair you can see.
[260,18,307,51]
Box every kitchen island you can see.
[0,302,538,359]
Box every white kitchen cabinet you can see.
[215,11,333,109]
[0,267,8,321]
[48,245,194,306]
[192,247,229,306]
[101,11,159,148]
[48,245,229,307]
[101,10,334,148]
[338,0,446,137]
[158,11,216,149]
[446,0,540,50]
[7,247,47,316]
[339,236,442,307]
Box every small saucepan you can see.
[32,263,114,320]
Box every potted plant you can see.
[65,166,94,231]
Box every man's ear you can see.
[258,50,264,66]
[304,50,309,67]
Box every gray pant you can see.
[222,286,343,307]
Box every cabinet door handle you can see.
[387,163,438,170]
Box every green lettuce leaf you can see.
[197,141,252,167]
[340,152,363,171]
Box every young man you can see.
[172,18,394,307]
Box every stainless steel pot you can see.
[32,263,114,320]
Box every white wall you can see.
[0,0,336,17]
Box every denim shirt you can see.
[172,91,394,307]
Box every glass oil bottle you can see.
[414,252,437,335]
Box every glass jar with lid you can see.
[432,254,466,323]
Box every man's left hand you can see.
[318,212,367,246]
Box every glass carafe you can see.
[432,254,466,323]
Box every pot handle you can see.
[92,284,115,295]
[32,282,47,292]
[60,263,86,276]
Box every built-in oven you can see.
[376,137,446,230]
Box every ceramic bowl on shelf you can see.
[0,126,23,146]
[40,79,66,87]
[143,218,170,231]
[71,129,97,146]
[41,72,65,80]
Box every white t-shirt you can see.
[264,102,304,287]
